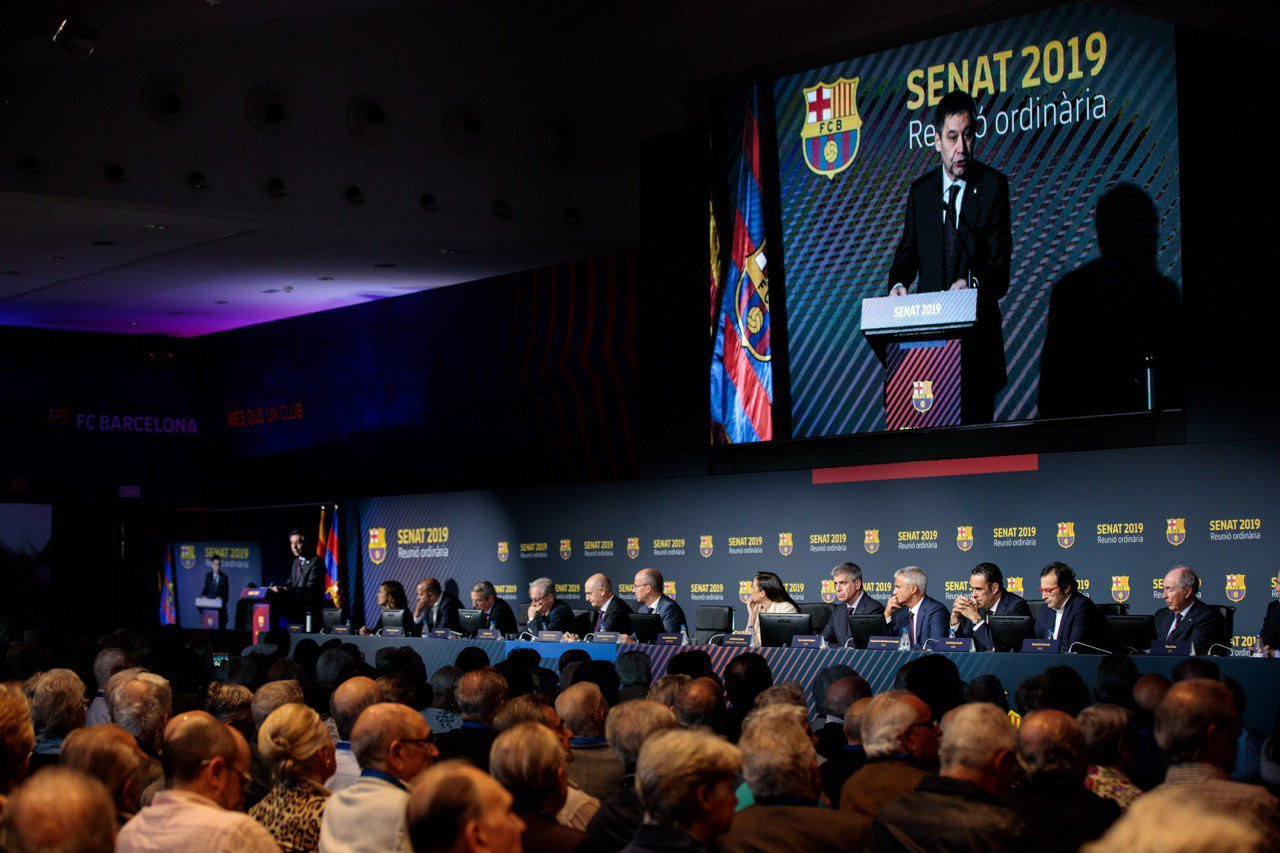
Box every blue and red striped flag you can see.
[710,86,773,443]
[317,505,342,608]
[158,545,177,625]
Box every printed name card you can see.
[654,634,682,645]
[935,638,975,652]
[866,637,901,651]
[789,635,822,648]
[721,633,751,647]
[383,627,405,638]
[476,629,502,640]
[537,631,565,642]
[592,632,620,644]
[1021,639,1058,654]
[287,624,306,634]
[331,625,351,635]
[242,587,267,599]
[431,629,452,639]
[1149,641,1192,656]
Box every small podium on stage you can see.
[195,597,224,630]
[861,289,978,430]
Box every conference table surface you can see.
[329,633,1280,730]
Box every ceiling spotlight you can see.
[52,19,98,61]
[420,193,439,211]
[188,170,208,189]
[346,185,366,204]
[144,223,167,230]
[107,163,127,182]
[261,288,279,293]
[268,177,288,196]
[318,276,334,281]
[372,263,398,269]
[436,248,459,256]
[564,206,582,226]
[493,199,513,219]
[20,156,40,175]
[282,285,293,292]
[214,299,228,304]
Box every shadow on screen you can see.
[1039,183,1183,418]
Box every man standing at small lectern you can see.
[887,90,1011,424]
[201,554,230,628]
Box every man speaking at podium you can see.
[271,528,326,623]
[887,90,1011,424]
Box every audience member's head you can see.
[557,649,591,674]
[811,664,857,716]
[454,646,491,674]
[351,702,438,782]
[1039,665,1094,717]
[861,690,938,765]
[490,722,569,815]
[92,648,133,691]
[0,767,116,853]
[571,660,621,707]
[314,649,357,690]
[429,665,463,711]
[1077,704,1134,770]
[844,697,873,746]
[1015,674,1047,716]
[1170,657,1220,683]
[723,653,772,709]
[635,729,742,842]
[667,649,714,680]
[161,711,251,811]
[739,704,820,802]
[825,675,871,720]
[963,674,1009,712]
[408,761,526,853]
[0,682,34,793]
[455,668,508,724]
[647,674,691,710]
[258,702,335,784]
[938,702,1018,796]
[59,724,146,820]
[617,650,653,689]
[1082,789,1265,853]
[377,675,421,708]
[755,682,806,709]
[251,679,304,730]
[1093,654,1139,708]
[893,655,964,720]
[1018,709,1086,781]
[330,675,382,742]
[605,699,677,772]
[1132,673,1171,719]
[105,671,171,755]
[205,681,254,741]
[556,681,608,739]
[25,668,86,742]
[1155,678,1239,771]
[675,677,725,732]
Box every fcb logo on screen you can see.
[1166,518,1186,546]
[178,544,197,570]
[956,526,974,552]
[778,532,794,557]
[1226,574,1247,603]
[864,529,880,554]
[1007,577,1024,594]
[800,77,862,180]
[560,539,572,560]
[627,537,640,559]
[1111,575,1130,603]
[821,579,838,604]
[664,581,678,598]
[497,541,509,563]
[1057,522,1076,549]
[700,535,714,558]
[368,529,387,565]
[911,380,934,413]
[739,580,755,604]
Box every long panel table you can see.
[329,634,1279,730]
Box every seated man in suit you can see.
[951,562,1032,651]
[469,580,518,636]
[1262,568,1280,654]
[413,577,462,635]
[526,576,576,633]
[883,566,949,648]
[583,573,633,636]
[823,562,884,647]
[1034,562,1102,651]
[1155,567,1226,654]
[633,568,688,634]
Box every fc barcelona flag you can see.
[710,85,773,443]
[158,545,177,626]
[317,505,343,608]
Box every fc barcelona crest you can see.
[1226,573,1247,603]
[1007,577,1024,594]
[560,539,572,560]
[700,535,714,558]
[956,526,974,552]
[368,529,387,565]
[1111,575,1130,603]
[864,529,880,554]
[1166,518,1186,546]
[821,579,838,604]
[664,581,678,598]
[800,77,862,180]
[179,544,197,570]
[778,532,794,557]
[733,243,771,363]
[739,580,755,604]
[911,380,934,413]
[1057,522,1076,549]
[627,537,640,559]
[497,541,509,563]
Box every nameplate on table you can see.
[721,633,751,647]
[1021,639,1058,653]
[933,638,975,652]
[383,627,405,638]
[242,587,267,599]
[331,625,351,635]
[1149,640,1192,656]
[538,631,565,642]
[592,632,620,644]
[866,637,902,651]
[654,634,682,645]
[286,623,306,634]
[476,629,502,640]
[789,635,822,649]
[431,629,452,639]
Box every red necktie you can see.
[595,609,604,632]
[1168,612,1182,640]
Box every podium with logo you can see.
[861,289,978,430]
[195,597,224,630]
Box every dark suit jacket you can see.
[529,599,576,633]
[288,555,326,604]
[594,597,633,635]
[417,592,463,634]
[480,597,518,636]
[638,594,688,634]
[434,721,497,772]
[955,590,1032,651]
[718,803,871,853]
[1006,772,1121,853]
[822,592,884,646]
[889,596,949,647]
[587,774,643,853]
[820,744,867,807]
[200,571,229,601]
[1261,600,1280,650]
[520,810,592,853]
[1153,598,1227,653]
[887,161,1012,408]
[873,774,1025,852]
[1034,593,1101,651]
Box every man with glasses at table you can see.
[1033,562,1102,652]
[527,576,577,633]
[117,711,278,852]
[319,703,439,853]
